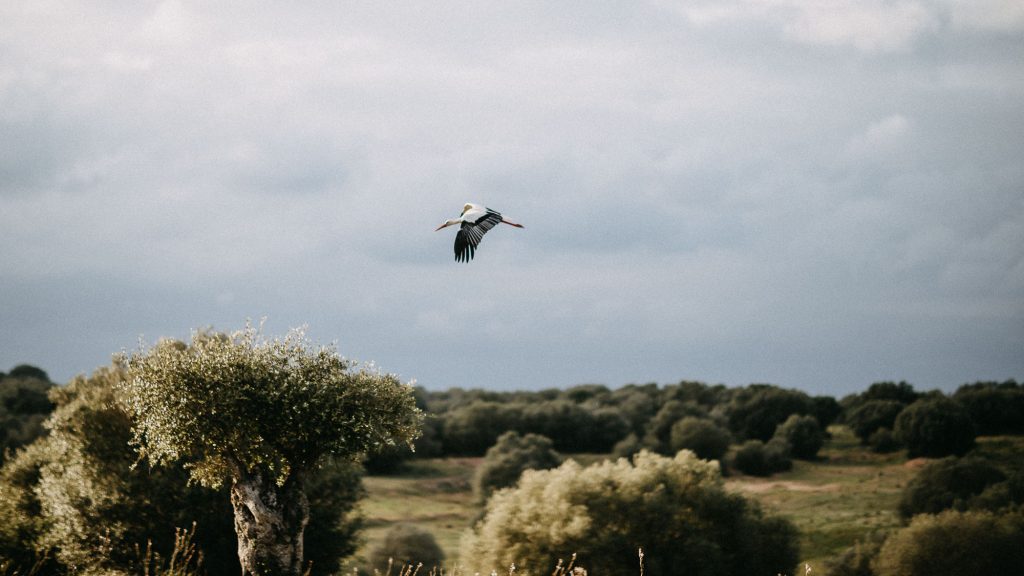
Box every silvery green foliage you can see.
[461,450,798,576]
[122,325,422,488]
[0,364,241,575]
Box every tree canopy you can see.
[121,324,423,575]
[122,326,422,488]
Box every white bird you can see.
[435,203,524,262]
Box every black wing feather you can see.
[454,210,503,262]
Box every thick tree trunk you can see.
[229,466,309,576]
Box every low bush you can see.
[894,398,975,458]
[874,509,1024,576]
[898,457,1006,519]
[473,431,562,502]
[825,531,887,576]
[0,371,55,466]
[953,381,1024,435]
[611,432,643,459]
[668,417,732,461]
[368,524,444,573]
[461,451,799,576]
[730,439,792,477]
[845,400,904,444]
[867,428,900,453]
[969,471,1024,512]
[772,414,823,460]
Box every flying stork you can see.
[435,203,524,262]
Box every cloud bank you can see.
[2,1,1022,395]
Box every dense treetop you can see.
[121,326,422,488]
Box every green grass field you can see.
[348,429,1024,574]
[351,458,480,571]
[724,426,916,569]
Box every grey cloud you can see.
[1,1,1021,395]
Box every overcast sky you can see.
[2,1,1022,396]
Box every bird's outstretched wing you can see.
[454,209,503,262]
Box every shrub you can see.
[441,401,524,455]
[668,417,732,461]
[953,382,1024,435]
[368,524,444,573]
[825,531,887,576]
[607,386,659,435]
[845,400,904,444]
[520,400,629,453]
[6,365,50,382]
[969,471,1024,512]
[461,451,799,576]
[867,428,900,453]
[473,431,562,502]
[811,395,842,429]
[898,457,1006,519]
[302,457,367,574]
[0,372,55,466]
[29,365,241,575]
[586,407,633,452]
[611,432,643,459]
[772,414,823,460]
[726,385,815,441]
[894,398,975,458]
[874,509,1024,576]
[642,400,708,454]
[0,440,55,573]
[731,439,792,477]
[860,381,920,405]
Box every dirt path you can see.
[727,479,843,494]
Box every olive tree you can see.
[122,326,422,576]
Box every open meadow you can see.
[350,429,1024,574]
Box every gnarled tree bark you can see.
[229,463,309,576]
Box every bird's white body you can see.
[435,203,523,262]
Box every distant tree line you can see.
[396,381,839,462]
[371,379,1022,479]
[9,369,1021,481]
